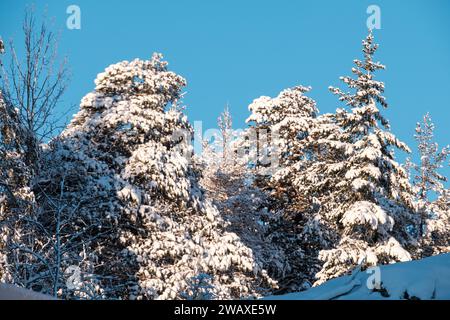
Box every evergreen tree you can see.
[409,114,449,205]
[408,113,449,255]
[198,107,288,294]
[217,104,233,162]
[244,86,324,291]
[426,188,450,254]
[37,54,276,299]
[314,31,417,284]
[245,86,318,176]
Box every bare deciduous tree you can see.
[0,8,70,148]
[0,9,75,298]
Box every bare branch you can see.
[1,7,70,143]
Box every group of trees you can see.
[0,28,276,298]
[201,31,449,292]
[0,12,448,299]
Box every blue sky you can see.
[1,0,449,182]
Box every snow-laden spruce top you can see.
[95,53,186,101]
[246,85,317,130]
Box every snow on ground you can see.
[265,253,450,300]
[0,284,55,300]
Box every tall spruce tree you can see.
[410,114,449,205]
[314,31,418,284]
[408,114,449,255]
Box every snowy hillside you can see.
[265,254,450,300]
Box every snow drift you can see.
[265,253,450,300]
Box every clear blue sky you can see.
[1,0,449,182]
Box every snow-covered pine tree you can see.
[198,107,288,293]
[408,113,449,255]
[277,111,349,289]
[314,30,418,285]
[199,105,241,202]
[40,54,275,299]
[217,104,233,162]
[199,107,244,200]
[427,188,450,254]
[245,86,317,176]
[243,86,327,291]
[411,114,449,204]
